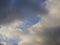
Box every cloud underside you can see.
[0,0,47,25]
[0,0,60,45]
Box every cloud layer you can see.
[18,0,60,45]
[0,0,47,25]
[0,0,60,45]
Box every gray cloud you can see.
[0,0,47,25]
[18,0,60,45]
[1,0,60,45]
[40,26,60,45]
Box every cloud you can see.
[18,0,60,45]
[40,0,60,28]
[0,0,47,25]
[0,0,60,45]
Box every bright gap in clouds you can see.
[5,38,20,45]
[17,15,40,30]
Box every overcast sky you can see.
[0,0,60,45]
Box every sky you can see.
[0,0,60,45]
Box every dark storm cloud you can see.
[0,0,47,24]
